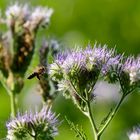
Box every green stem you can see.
[34,135,37,140]
[0,79,17,117]
[98,95,125,137]
[94,135,100,140]
[69,80,87,103]
[0,78,11,95]
[86,101,99,140]
[10,92,16,117]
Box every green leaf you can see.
[65,117,88,140]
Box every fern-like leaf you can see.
[65,117,88,140]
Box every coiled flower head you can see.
[5,3,53,32]
[49,44,116,109]
[5,3,29,30]
[6,106,59,140]
[123,57,140,84]
[116,56,140,94]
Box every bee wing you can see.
[27,72,36,79]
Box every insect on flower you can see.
[27,66,46,80]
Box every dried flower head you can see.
[38,39,60,103]
[6,106,59,140]
[0,33,11,77]
[0,3,53,93]
[39,39,49,66]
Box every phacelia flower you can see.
[5,3,53,32]
[49,44,140,111]
[62,50,87,74]
[124,57,140,84]
[102,54,123,83]
[50,44,116,84]
[28,7,53,31]
[6,3,29,28]
[6,3,29,18]
[91,44,115,65]
[128,125,140,140]
[6,106,59,140]
[49,44,116,108]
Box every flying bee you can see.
[27,66,46,80]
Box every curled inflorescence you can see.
[49,44,140,109]
[6,106,59,140]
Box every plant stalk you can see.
[86,101,99,140]
[98,95,125,137]
[10,92,16,117]
[0,78,17,117]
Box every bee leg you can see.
[37,74,40,80]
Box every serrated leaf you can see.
[65,117,88,140]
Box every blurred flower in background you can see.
[128,125,140,140]
[6,106,59,140]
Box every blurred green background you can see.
[0,0,140,140]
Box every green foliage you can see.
[65,117,88,140]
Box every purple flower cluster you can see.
[50,44,118,75]
[49,44,140,99]
[49,44,116,84]
[6,106,59,140]
[123,57,140,84]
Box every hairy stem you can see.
[10,92,17,117]
[0,73,11,95]
[0,76,17,117]
[69,80,87,103]
[98,95,125,137]
[86,101,99,140]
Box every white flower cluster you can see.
[5,3,53,31]
[128,126,140,140]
